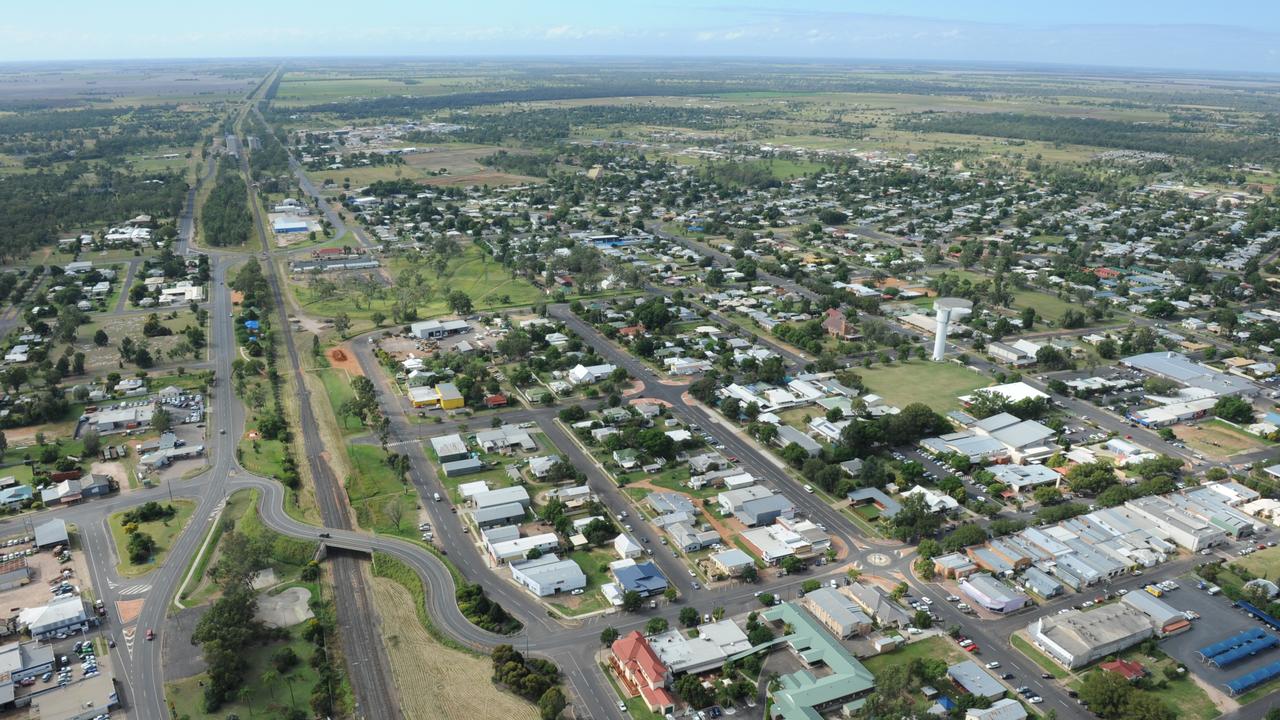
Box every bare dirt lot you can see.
[370,577,537,720]
[327,345,364,375]
[0,535,90,613]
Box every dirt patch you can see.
[370,577,538,720]
[1174,422,1267,459]
[0,541,89,611]
[327,345,364,376]
[230,290,244,306]
[91,460,130,493]
[422,171,540,188]
[115,598,144,625]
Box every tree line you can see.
[200,164,252,247]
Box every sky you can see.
[4,1,1280,73]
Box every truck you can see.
[1145,584,1163,597]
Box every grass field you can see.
[289,244,546,335]
[369,577,538,720]
[346,444,416,537]
[854,359,990,413]
[314,367,362,433]
[861,636,962,676]
[238,436,288,478]
[1175,420,1270,459]
[166,623,322,719]
[108,499,196,577]
[1235,545,1280,581]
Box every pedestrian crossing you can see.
[116,584,152,597]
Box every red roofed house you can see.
[618,324,646,339]
[1093,267,1121,280]
[1100,659,1145,682]
[484,393,509,409]
[823,308,854,339]
[610,631,675,715]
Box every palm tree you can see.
[237,686,254,718]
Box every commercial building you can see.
[429,433,469,462]
[774,425,822,457]
[1120,591,1190,636]
[846,487,902,520]
[441,458,485,477]
[846,583,911,628]
[991,464,1059,493]
[472,486,531,510]
[610,632,675,715]
[474,426,537,453]
[1027,603,1155,669]
[710,548,756,577]
[473,502,526,529]
[487,532,559,564]
[1122,351,1257,398]
[649,620,751,674]
[802,588,873,639]
[959,573,1029,614]
[410,319,471,340]
[509,554,587,597]
[762,602,876,720]
[735,494,796,527]
[33,519,68,549]
[740,524,813,564]
[26,672,119,720]
[0,558,30,591]
[21,596,90,639]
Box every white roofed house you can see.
[567,363,617,385]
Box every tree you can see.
[332,312,351,337]
[645,618,669,635]
[599,627,619,646]
[1214,395,1254,424]
[889,493,943,542]
[1078,670,1136,719]
[538,687,567,720]
[93,328,109,346]
[370,311,386,327]
[1020,306,1036,330]
[663,586,678,603]
[679,607,699,627]
[152,407,173,434]
[384,499,404,531]
[81,429,100,457]
[1066,461,1117,495]
[447,290,473,316]
[621,590,642,612]
[0,431,7,460]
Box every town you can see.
[0,13,1279,720]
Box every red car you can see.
[145,629,155,641]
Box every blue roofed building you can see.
[612,560,668,597]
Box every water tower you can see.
[932,298,973,362]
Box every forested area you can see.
[896,112,1280,164]
[478,150,556,177]
[0,164,186,262]
[200,164,252,246]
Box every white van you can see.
[803,484,814,494]
[432,492,442,502]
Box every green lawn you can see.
[289,245,546,334]
[862,636,963,675]
[315,367,362,433]
[238,437,288,479]
[1235,545,1280,583]
[0,463,34,486]
[346,444,416,537]
[166,623,322,719]
[551,547,617,616]
[108,499,197,577]
[1010,633,1068,679]
[854,359,991,413]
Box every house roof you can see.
[612,631,667,684]
[947,660,1004,699]
[1100,659,1145,681]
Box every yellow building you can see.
[409,386,439,408]
[436,382,465,410]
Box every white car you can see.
[570,589,584,596]
[985,661,1001,669]
[921,596,933,605]
[1029,697,1043,704]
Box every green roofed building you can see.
[761,602,876,720]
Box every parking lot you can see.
[1158,582,1280,692]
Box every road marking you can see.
[117,584,151,597]
[121,626,136,656]
[866,553,892,567]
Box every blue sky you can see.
[4,1,1279,72]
